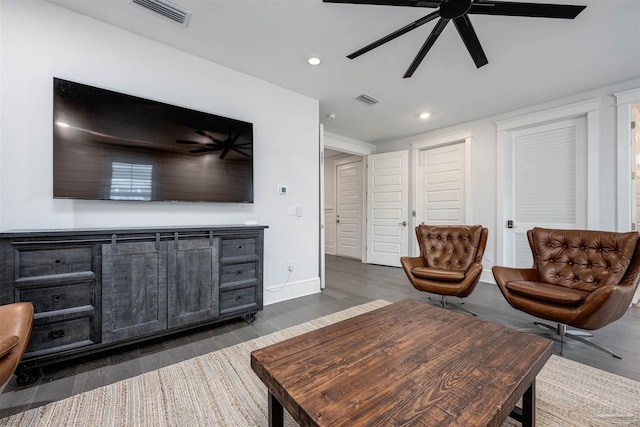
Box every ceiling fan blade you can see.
[196,129,223,143]
[347,11,440,59]
[403,18,449,78]
[190,146,225,154]
[323,0,441,7]
[453,15,488,68]
[176,140,199,145]
[219,147,232,160]
[469,1,586,19]
[189,148,213,154]
[231,147,252,157]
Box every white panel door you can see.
[417,143,466,226]
[367,151,409,267]
[336,161,363,259]
[507,117,587,268]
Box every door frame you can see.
[615,88,640,231]
[322,132,375,264]
[319,124,325,289]
[496,99,600,266]
[411,130,472,257]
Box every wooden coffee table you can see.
[251,299,552,427]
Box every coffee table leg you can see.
[521,381,536,427]
[268,391,284,427]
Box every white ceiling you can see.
[47,0,640,144]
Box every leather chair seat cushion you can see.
[412,267,466,282]
[0,335,19,358]
[506,280,591,306]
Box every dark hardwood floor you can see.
[1,255,639,419]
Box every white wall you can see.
[0,1,321,305]
[376,79,640,281]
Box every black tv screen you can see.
[53,78,253,203]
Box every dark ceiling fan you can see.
[176,129,252,159]
[323,0,586,77]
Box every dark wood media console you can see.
[0,225,267,383]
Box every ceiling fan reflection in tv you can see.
[176,129,252,159]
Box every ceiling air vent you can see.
[355,93,382,106]
[130,0,192,27]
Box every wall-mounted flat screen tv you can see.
[53,77,253,203]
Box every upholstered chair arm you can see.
[570,284,636,330]
[491,266,540,286]
[400,256,428,279]
[0,302,34,390]
[455,262,484,297]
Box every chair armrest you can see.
[0,303,34,338]
[400,256,427,274]
[571,284,636,330]
[491,266,539,286]
[0,302,34,390]
[400,256,427,285]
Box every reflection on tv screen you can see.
[53,77,254,203]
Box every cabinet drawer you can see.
[220,262,257,285]
[220,286,257,313]
[26,317,95,356]
[221,238,257,258]
[17,281,94,314]
[16,246,93,278]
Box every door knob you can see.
[399,221,407,227]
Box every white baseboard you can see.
[263,277,321,305]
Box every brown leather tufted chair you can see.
[0,302,34,392]
[493,227,640,359]
[401,224,488,316]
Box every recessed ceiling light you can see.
[419,112,431,120]
[307,56,321,66]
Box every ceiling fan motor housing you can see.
[439,0,472,19]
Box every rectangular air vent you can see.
[130,0,192,27]
[355,93,382,106]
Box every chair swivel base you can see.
[428,295,477,317]
[519,321,621,359]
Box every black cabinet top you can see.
[0,225,268,240]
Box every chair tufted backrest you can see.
[529,227,640,292]
[416,225,486,271]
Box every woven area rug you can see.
[1,299,638,426]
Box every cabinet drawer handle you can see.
[238,245,242,249]
[236,270,242,275]
[48,329,65,340]
[236,295,242,300]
